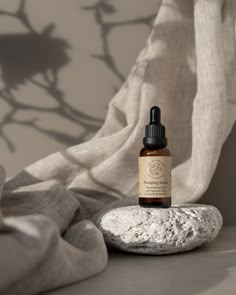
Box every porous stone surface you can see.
[99,205,223,255]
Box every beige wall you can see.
[0,0,157,176]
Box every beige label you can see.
[139,156,171,198]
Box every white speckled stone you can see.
[98,205,223,255]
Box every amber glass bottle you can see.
[138,106,171,208]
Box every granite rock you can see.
[98,204,223,255]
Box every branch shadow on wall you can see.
[0,0,103,152]
[81,0,156,84]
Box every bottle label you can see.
[139,156,172,198]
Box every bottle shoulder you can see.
[139,147,171,157]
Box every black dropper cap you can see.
[143,106,167,148]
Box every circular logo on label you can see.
[148,160,164,179]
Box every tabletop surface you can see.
[46,226,236,295]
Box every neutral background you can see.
[0,0,157,175]
[0,0,235,225]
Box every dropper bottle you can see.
[139,106,172,208]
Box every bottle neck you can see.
[143,143,167,150]
[143,137,167,149]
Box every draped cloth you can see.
[0,0,235,294]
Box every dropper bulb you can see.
[150,106,160,124]
[143,105,167,147]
